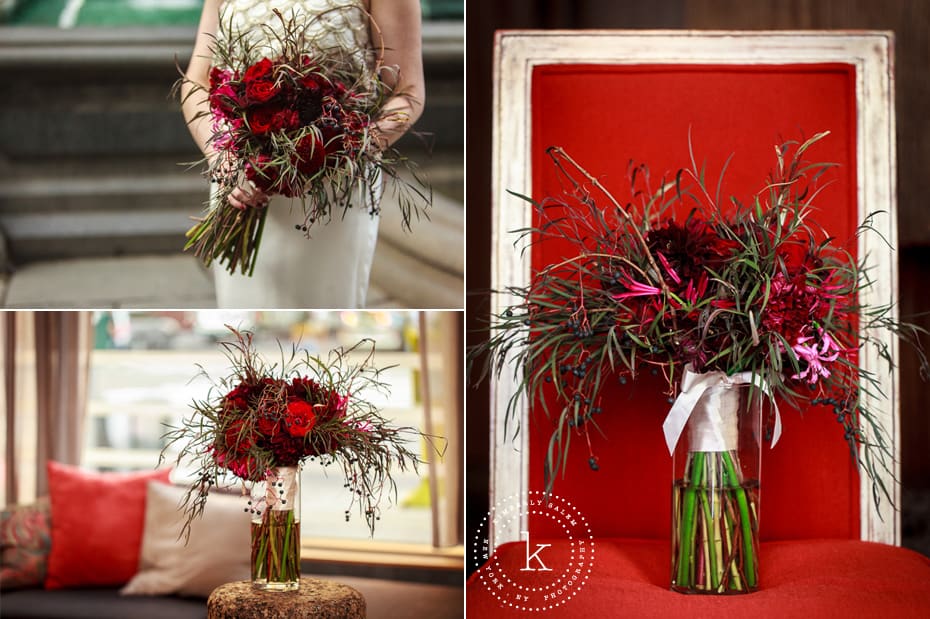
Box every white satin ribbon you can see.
[662,366,782,455]
[266,467,299,512]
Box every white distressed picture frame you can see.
[490,31,898,550]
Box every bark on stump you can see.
[207,578,366,619]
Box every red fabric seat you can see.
[475,47,930,617]
[467,539,930,618]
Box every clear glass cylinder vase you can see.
[670,379,762,594]
[250,465,301,591]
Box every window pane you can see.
[84,310,434,545]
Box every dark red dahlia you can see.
[292,133,326,176]
[647,218,737,285]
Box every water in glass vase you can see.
[671,457,759,594]
[251,515,301,591]
[250,466,301,591]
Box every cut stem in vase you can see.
[670,375,762,594]
[251,466,301,591]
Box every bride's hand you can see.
[212,153,270,210]
[228,181,269,211]
[371,109,411,152]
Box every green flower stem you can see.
[281,509,294,579]
[675,450,758,592]
[252,509,300,584]
[698,486,720,591]
[722,501,742,590]
[676,451,705,587]
[248,209,267,277]
[722,451,756,588]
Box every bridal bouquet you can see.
[181,9,429,275]
[162,328,430,587]
[473,132,926,592]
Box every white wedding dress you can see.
[211,0,380,309]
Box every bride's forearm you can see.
[181,80,215,162]
[184,0,222,162]
[369,0,424,149]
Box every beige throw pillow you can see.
[121,482,250,598]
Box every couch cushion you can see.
[45,462,172,589]
[121,481,250,598]
[1,499,51,590]
[0,587,206,619]
[467,538,930,618]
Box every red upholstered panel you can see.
[467,539,930,618]
[527,64,860,541]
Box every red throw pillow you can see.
[45,461,171,589]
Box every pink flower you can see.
[791,329,841,384]
[612,274,662,302]
[209,83,241,120]
[352,420,374,433]
[656,252,682,285]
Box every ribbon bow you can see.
[662,365,782,455]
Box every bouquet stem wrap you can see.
[663,366,782,455]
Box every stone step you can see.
[0,172,206,211]
[370,241,462,309]
[0,170,206,261]
[0,253,419,310]
[2,254,216,309]
[379,188,463,277]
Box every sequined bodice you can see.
[217,0,371,73]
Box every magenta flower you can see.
[352,420,374,433]
[656,252,682,285]
[791,329,841,383]
[612,275,662,302]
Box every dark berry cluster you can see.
[565,316,593,338]
[811,395,862,442]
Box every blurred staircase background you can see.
[0,0,463,308]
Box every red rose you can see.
[256,414,281,438]
[222,383,252,416]
[247,106,277,135]
[285,400,317,437]
[271,108,300,132]
[209,66,234,90]
[228,455,261,481]
[300,74,323,96]
[245,154,278,192]
[292,133,325,176]
[245,79,280,105]
[279,178,305,199]
[310,389,348,426]
[224,420,253,453]
[243,57,273,83]
[289,376,316,395]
